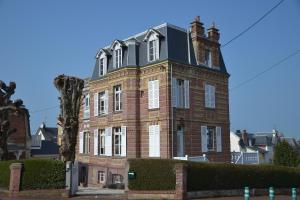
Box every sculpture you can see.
[0,81,23,160]
[54,75,84,162]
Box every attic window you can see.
[204,49,212,68]
[148,34,159,62]
[111,41,123,69]
[97,50,108,77]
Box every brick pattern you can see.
[175,163,187,200]
[9,163,22,193]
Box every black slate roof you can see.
[31,140,59,156]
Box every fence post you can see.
[269,187,274,200]
[175,163,187,200]
[244,187,250,200]
[292,188,297,200]
[241,152,244,164]
[9,163,23,194]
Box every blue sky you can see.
[0,0,299,138]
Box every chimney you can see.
[190,16,205,38]
[242,129,249,146]
[207,22,220,42]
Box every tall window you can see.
[207,126,216,151]
[204,49,212,68]
[177,79,185,107]
[172,78,189,109]
[205,84,215,108]
[99,58,104,76]
[114,127,122,156]
[148,38,159,62]
[83,132,89,154]
[97,171,105,183]
[98,92,105,115]
[114,49,122,68]
[114,85,122,111]
[83,94,90,119]
[98,129,105,155]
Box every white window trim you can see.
[97,50,108,77]
[114,127,122,156]
[148,80,159,109]
[113,43,122,69]
[99,129,106,155]
[98,171,106,184]
[114,85,122,112]
[83,94,90,119]
[147,34,160,62]
[205,84,216,108]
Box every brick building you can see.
[76,16,230,187]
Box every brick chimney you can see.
[190,16,205,65]
[207,22,220,42]
[190,16,205,38]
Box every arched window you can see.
[144,29,161,62]
[110,40,124,69]
[96,49,109,77]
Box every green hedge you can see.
[128,159,177,190]
[0,160,19,189]
[0,159,65,190]
[188,162,300,191]
[128,159,300,191]
[21,159,65,190]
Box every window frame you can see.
[205,83,216,108]
[147,33,159,62]
[98,91,106,115]
[98,129,105,155]
[114,85,122,112]
[204,49,212,68]
[207,126,216,151]
[97,171,105,184]
[114,127,122,156]
[83,132,90,154]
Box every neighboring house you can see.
[230,129,281,164]
[77,16,230,187]
[3,107,31,160]
[31,122,59,159]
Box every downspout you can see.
[187,28,191,65]
[171,63,174,158]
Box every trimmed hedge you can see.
[21,159,65,189]
[128,159,177,190]
[0,159,65,190]
[0,160,19,189]
[128,159,300,191]
[188,162,300,191]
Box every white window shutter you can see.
[79,132,83,154]
[104,90,108,114]
[149,125,155,157]
[184,80,190,108]
[216,127,222,152]
[121,126,127,157]
[205,84,209,108]
[148,81,153,109]
[94,129,98,156]
[155,125,160,157]
[211,85,215,108]
[153,80,159,109]
[201,126,208,152]
[94,93,98,116]
[155,39,159,60]
[105,127,112,156]
[172,78,178,107]
[103,58,107,75]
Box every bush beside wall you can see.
[128,159,300,191]
[0,160,19,189]
[128,159,177,190]
[21,159,65,190]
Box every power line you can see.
[230,49,300,91]
[30,105,59,114]
[221,0,286,48]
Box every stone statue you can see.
[54,75,84,162]
[0,80,23,160]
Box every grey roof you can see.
[35,124,58,142]
[91,23,228,81]
[253,135,273,146]
[31,140,59,156]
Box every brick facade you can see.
[76,17,230,187]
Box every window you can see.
[148,37,159,62]
[148,80,159,109]
[114,127,122,156]
[97,171,105,183]
[83,94,90,119]
[114,49,122,68]
[177,126,184,157]
[172,78,189,108]
[149,125,160,157]
[83,132,89,154]
[112,174,123,184]
[207,126,216,151]
[99,58,104,76]
[114,85,122,111]
[205,84,215,108]
[99,92,105,115]
[98,129,105,155]
[204,49,212,68]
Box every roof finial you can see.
[195,16,200,22]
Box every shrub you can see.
[128,159,300,191]
[21,159,65,190]
[0,160,19,189]
[128,159,177,190]
[274,140,300,167]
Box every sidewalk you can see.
[199,195,298,200]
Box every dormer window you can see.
[110,40,124,69]
[96,49,109,77]
[204,49,212,68]
[144,29,162,63]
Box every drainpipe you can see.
[171,63,174,158]
[187,27,191,65]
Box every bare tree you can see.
[54,75,84,162]
[0,81,23,160]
